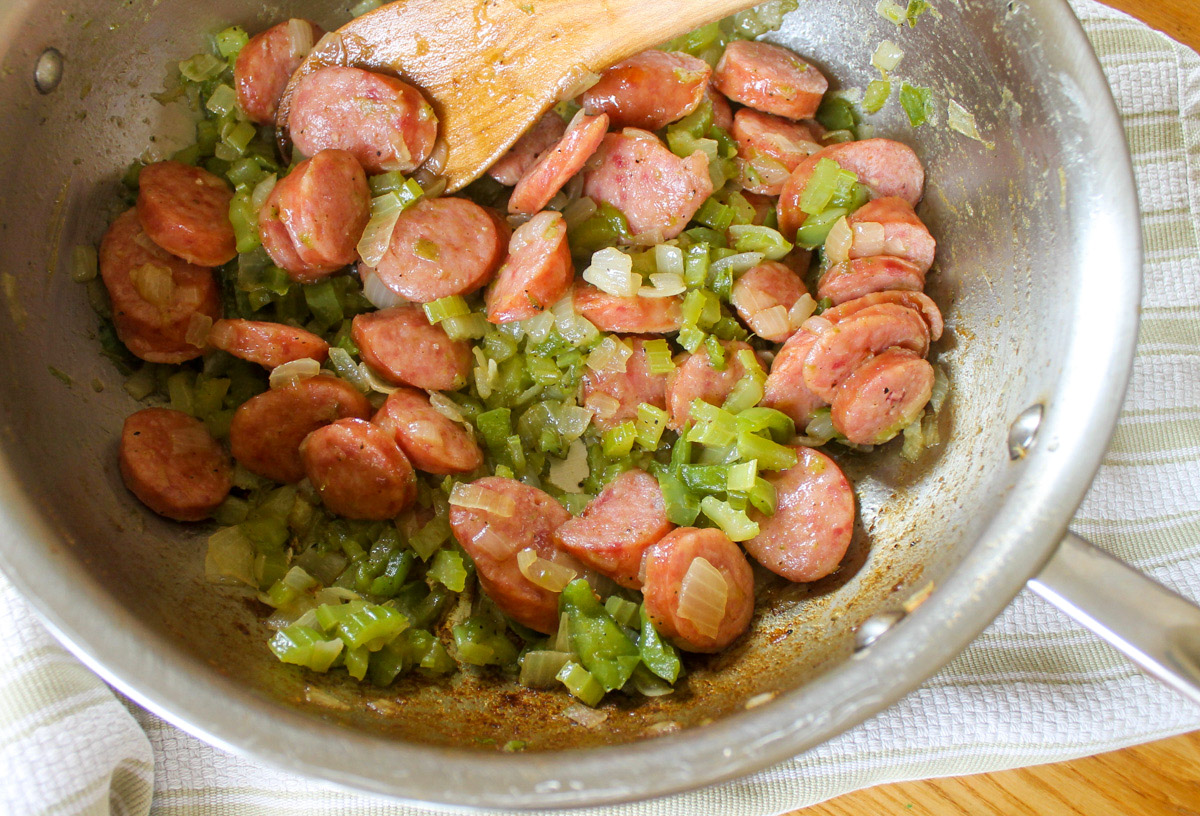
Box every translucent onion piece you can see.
[553,612,572,653]
[929,365,950,413]
[806,411,837,442]
[624,228,666,247]
[519,650,572,688]
[584,391,621,420]
[360,268,406,310]
[516,547,578,592]
[185,312,212,348]
[70,245,99,283]
[562,197,598,231]
[801,314,835,336]
[427,390,466,424]
[639,272,686,299]
[743,154,791,186]
[556,405,594,441]
[387,131,413,171]
[871,39,904,73]
[788,293,818,329]
[586,335,633,374]
[359,363,399,394]
[654,244,685,277]
[522,310,556,344]
[851,221,886,257]
[824,216,853,263]
[357,193,405,268]
[450,482,517,517]
[129,263,174,308]
[564,703,608,727]
[948,99,995,148]
[422,137,449,176]
[506,212,535,229]
[582,247,638,297]
[676,557,728,639]
[749,304,790,340]
[709,251,765,278]
[416,173,447,199]
[250,173,277,212]
[559,68,602,102]
[287,18,315,58]
[204,526,257,587]
[269,357,321,389]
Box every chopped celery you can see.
[408,514,450,561]
[634,404,668,451]
[442,312,489,341]
[560,580,640,692]
[736,431,798,471]
[642,338,676,374]
[735,407,796,442]
[699,496,760,542]
[328,602,409,650]
[679,464,729,494]
[798,158,855,216]
[864,79,892,114]
[604,596,640,628]
[264,566,318,609]
[368,549,414,598]
[475,407,512,452]
[178,52,224,83]
[453,615,518,666]
[213,26,249,59]
[727,225,793,260]
[900,82,934,127]
[694,198,734,231]
[428,548,467,592]
[602,422,637,458]
[795,207,850,248]
[167,370,196,416]
[556,662,605,707]
[344,646,370,680]
[205,83,236,116]
[269,625,344,672]
[684,243,710,288]
[638,605,681,683]
[687,400,738,447]
[704,335,727,370]
[728,460,758,492]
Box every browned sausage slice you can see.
[488,111,568,186]
[732,108,819,196]
[802,303,930,402]
[580,336,669,431]
[137,161,237,267]
[581,50,711,131]
[120,408,232,522]
[847,196,936,273]
[761,329,827,428]
[821,290,944,342]
[573,284,683,334]
[373,387,483,475]
[730,260,809,342]
[229,374,372,483]
[371,197,508,302]
[641,527,754,653]
[485,211,573,323]
[665,340,755,429]
[207,319,329,369]
[553,469,673,589]
[300,418,416,520]
[289,66,438,174]
[99,209,221,364]
[745,446,854,583]
[713,40,828,120]
[582,129,714,240]
[351,305,472,391]
[816,256,925,305]
[234,19,324,125]
[508,111,609,215]
[449,476,574,633]
[831,348,934,445]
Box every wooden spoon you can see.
[277,0,761,191]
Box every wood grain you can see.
[788,3,1200,813]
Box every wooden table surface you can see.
[789,2,1200,813]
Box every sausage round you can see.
[136,161,237,267]
[508,111,609,215]
[705,85,734,131]
[582,129,714,240]
[449,476,573,633]
[99,209,221,364]
[300,418,416,520]
[822,289,944,342]
[641,527,755,653]
[802,303,930,402]
[744,446,855,583]
[580,336,669,431]
[730,260,809,342]
[488,111,567,186]
[573,284,683,334]
[713,40,829,120]
[370,197,508,302]
[207,319,329,369]
[119,408,232,522]
[761,328,827,428]
[816,256,925,305]
[581,50,711,131]
[732,108,820,196]
[229,374,372,483]
[234,19,324,125]
[289,66,438,174]
[831,348,935,445]
[350,305,472,391]
[847,196,936,273]
[258,149,371,281]
[665,340,755,429]
[372,387,483,475]
[486,211,573,323]
[553,469,673,589]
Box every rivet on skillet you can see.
[854,610,905,652]
[34,48,64,94]
[1007,404,1044,460]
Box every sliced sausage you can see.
[761,329,827,428]
[289,66,438,174]
[449,476,573,633]
[207,319,329,369]
[580,336,669,431]
[847,196,936,273]
[713,40,828,120]
[732,108,820,196]
[778,139,925,239]
[802,303,930,402]
[350,305,472,391]
[119,408,232,522]
[744,446,854,583]
[485,210,573,323]
[258,149,371,281]
[488,111,568,186]
[229,374,372,483]
[508,110,609,215]
[705,85,734,131]
[234,19,324,125]
[665,340,755,429]
[831,348,934,445]
[553,469,673,589]
[730,260,809,343]
[99,209,221,364]
[300,418,416,520]
[822,290,943,342]
[581,50,711,131]
[641,527,754,653]
[817,256,925,305]
[582,129,714,240]
[136,161,236,267]
[573,283,683,334]
[373,387,483,475]
[370,197,508,302]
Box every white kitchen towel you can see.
[3,0,1199,813]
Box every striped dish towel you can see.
[2,1,1199,813]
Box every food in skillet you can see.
[85,3,947,713]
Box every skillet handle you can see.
[1028,531,1200,705]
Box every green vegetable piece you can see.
[900,82,934,127]
[556,662,605,707]
[269,625,344,672]
[559,579,641,692]
[453,615,518,666]
[602,422,637,458]
[634,403,669,451]
[736,430,798,471]
[735,407,796,442]
[815,95,858,135]
[604,596,640,628]
[699,496,760,542]
[694,198,735,232]
[655,469,700,526]
[333,602,409,650]
[638,604,681,683]
[422,295,469,325]
[213,26,249,59]
[304,280,344,331]
[795,207,850,249]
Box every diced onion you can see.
[559,68,602,102]
[624,228,666,247]
[582,247,638,297]
[948,99,995,148]
[676,557,728,639]
[521,310,556,344]
[563,196,598,231]
[583,391,621,420]
[564,703,608,728]
[929,365,950,413]
[185,312,212,348]
[427,391,466,424]
[129,263,174,308]
[709,251,764,278]
[415,173,447,198]
[449,482,516,517]
[360,268,406,310]
[70,245,98,283]
[556,405,594,441]
[359,363,400,394]
[801,314,835,336]
[749,305,790,340]
[553,612,572,653]
[250,173,277,212]
[519,650,572,688]
[357,193,406,268]
[506,212,535,229]
[871,39,904,73]
[421,137,449,176]
[653,244,684,277]
[204,526,257,587]
[516,547,578,592]
[287,18,315,59]
[639,272,686,299]
[788,293,817,329]
[269,357,321,389]
[852,221,886,257]
[586,335,633,374]
[745,691,776,710]
[824,216,853,263]
[806,411,837,442]
[742,154,791,187]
